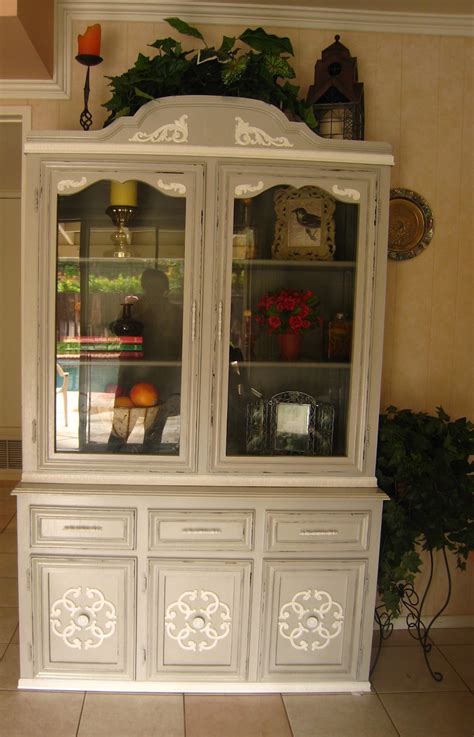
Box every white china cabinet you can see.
[15,97,392,692]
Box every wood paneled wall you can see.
[1,20,472,617]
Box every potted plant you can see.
[103,18,317,131]
[373,405,473,676]
[255,288,321,360]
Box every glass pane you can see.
[226,184,358,459]
[55,179,185,456]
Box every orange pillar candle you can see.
[110,181,138,207]
[78,24,101,56]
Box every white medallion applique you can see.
[129,115,188,143]
[157,179,187,194]
[234,181,264,196]
[50,586,117,650]
[235,117,293,148]
[332,185,361,202]
[57,177,87,192]
[278,589,344,651]
[165,589,231,652]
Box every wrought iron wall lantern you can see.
[306,35,364,141]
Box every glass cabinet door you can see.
[54,173,199,463]
[216,170,370,471]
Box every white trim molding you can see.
[387,614,474,630]
[18,677,372,693]
[0,0,472,100]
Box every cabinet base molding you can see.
[18,678,371,694]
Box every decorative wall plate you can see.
[388,188,434,260]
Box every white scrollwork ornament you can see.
[50,586,117,650]
[332,185,361,201]
[235,117,293,148]
[129,115,188,143]
[57,177,87,192]
[156,179,187,194]
[165,589,232,652]
[278,589,344,651]
[234,181,264,196]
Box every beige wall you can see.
[13,20,473,421]
[1,20,472,616]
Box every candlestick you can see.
[106,204,138,259]
[75,24,103,131]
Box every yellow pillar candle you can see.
[110,180,137,207]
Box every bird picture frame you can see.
[272,185,336,261]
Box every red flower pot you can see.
[277,332,302,361]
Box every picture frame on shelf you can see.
[272,186,336,261]
[268,391,318,455]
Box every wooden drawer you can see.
[266,511,370,552]
[30,507,136,549]
[149,510,254,551]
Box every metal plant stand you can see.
[371,546,452,681]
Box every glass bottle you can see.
[110,302,143,337]
[328,312,352,361]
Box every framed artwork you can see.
[272,186,336,261]
[268,391,318,455]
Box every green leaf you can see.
[221,56,249,85]
[134,87,155,101]
[218,36,236,58]
[165,17,205,42]
[149,38,184,56]
[112,106,130,119]
[239,27,293,56]
[263,54,295,79]
[134,52,151,70]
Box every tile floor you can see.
[0,481,473,737]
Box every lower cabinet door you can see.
[261,560,367,681]
[148,559,252,680]
[31,556,136,679]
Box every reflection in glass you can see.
[225,183,358,459]
[276,403,310,437]
[55,179,186,456]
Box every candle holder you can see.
[76,53,103,131]
[106,205,138,258]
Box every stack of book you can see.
[57,336,144,360]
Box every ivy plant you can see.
[103,17,317,130]
[376,406,474,616]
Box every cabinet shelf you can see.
[232,259,356,270]
[57,358,182,368]
[240,361,350,369]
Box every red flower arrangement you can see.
[255,288,321,335]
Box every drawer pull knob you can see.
[182,527,222,535]
[299,529,338,537]
[63,524,104,531]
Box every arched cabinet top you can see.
[25,95,393,167]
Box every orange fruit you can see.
[114,396,134,408]
[130,382,159,407]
